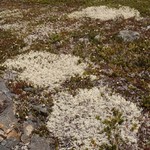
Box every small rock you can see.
[94,35,101,40]
[31,105,48,115]
[1,139,7,145]
[14,145,20,150]
[0,78,9,92]
[21,134,30,144]
[21,123,34,143]
[29,135,50,150]
[21,145,29,150]
[0,82,18,129]
[6,128,12,134]
[7,129,20,140]
[0,136,4,142]
[23,87,34,92]
[79,37,89,43]
[118,30,140,42]
[0,145,9,150]
[24,124,34,136]
[0,95,7,113]
[90,75,97,81]
[146,25,150,30]
[5,138,20,149]
[0,129,5,135]
[0,123,4,129]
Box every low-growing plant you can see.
[100,108,125,150]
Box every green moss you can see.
[0,29,25,64]
[100,108,125,149]
[141,95,150,110]
[33,125,50,137]
[61,74,96,95]
[131,123,138,132]
[99,144,117,150]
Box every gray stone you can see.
[24,87,34,92]
[29,135,50,150]
[0,136,4,142]
[147,25,150,30]
[118,30,140,42]
[0,103,17,129]
[31,105,48,115]
[94,35,101,40]
[1,139,7,146]
[24,124,34,136]
[0,145,9,150]
[0,78,9,93]
[5,138,20,149]
[0,129,5,136]
[0,78,18,129]
[0,95,7,113]
[21,123,34,143]
[21,134,30,144]
[21,145,29,150]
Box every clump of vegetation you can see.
[33,124,60,149]
[72,23,150,104]
[141,95,150,110]
[99,108,125,150]
[8,80,54,122]
[0,29,25,74]
[61,74,96,95]
[33,125,50,137]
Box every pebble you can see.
[5,138,20,149]
[0,95,7,113]
[0,123,4,129]
[0,145,9,150]
[1,139,7,145]
[146,25,150,30]
[23,87,34,92]
[21,145,29,150]
[94,35,101,40]
[0,129,5,136]
[24,124,34,136]
[21,134,30,144]
[28,135,50,150]
[7,129,20,140]
[31,104,48,115]
[118,30,140,42]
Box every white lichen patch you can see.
[0,9,24,19]
[68,6,140,21]
[23,24,55,46]
[47,87,142,149]
[0,22,29,33]
[0,8,29,36]
[3,51,87,89]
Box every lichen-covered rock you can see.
[118,30,140,42]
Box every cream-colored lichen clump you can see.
[47,87,142,149]
[68,6,140,20]
[3,51,87,89]
[0,9,23,18]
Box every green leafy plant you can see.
[100,108,125,150]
